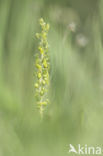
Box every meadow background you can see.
[0,0,103,155]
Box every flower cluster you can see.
[35,18,50,116]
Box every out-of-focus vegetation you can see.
[0,0,103,155]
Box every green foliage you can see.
[0,0,103,156]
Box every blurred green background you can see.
[0,0,103,155]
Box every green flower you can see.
[43,60,48,68]
[37,73,42,79]
[34,83,39,88]
[35,18,50,116]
